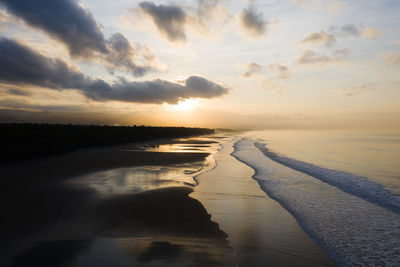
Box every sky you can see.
[0,0,399,129]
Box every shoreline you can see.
[191,137,339,266]
[1,133,341,266]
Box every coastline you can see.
[1,132,341,266]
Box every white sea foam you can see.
[254,141,400,214]
[232,138,400,266]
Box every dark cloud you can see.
[340,24,361,37]
[185,76,228,98]
[5,88,33,96]
[298,31,336,46]
[0,0,107,57]
[84,76,229,104]
[0,0,156,76]
[331,24,381,39]
[134,1,231,43]
[105,33,151,77]
[139,2,187,42]
[0,37,86,89]
[238,7,267,37]
[0,38,229,104]
[242,63,262,78]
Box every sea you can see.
[233,129,400,266]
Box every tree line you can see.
[0,123,215,162]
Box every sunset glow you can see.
[164,99,199,112]
[0,0,399,129]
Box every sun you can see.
[165,99,199,112]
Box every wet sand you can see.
[191,138,339,266]
[0,137,233,266]
[2,187,233,267]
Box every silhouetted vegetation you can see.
[0,123,215,162]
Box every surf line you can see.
[253,141,400,214]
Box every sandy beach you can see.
[0,135,234,266]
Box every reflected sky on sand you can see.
[69,162,211,195]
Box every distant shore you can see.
[0,123,215,162]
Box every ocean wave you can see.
[232,138,400,266]
[254,141,400,214]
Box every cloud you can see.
[298,31,336,46]
[138,2,187,42]
[381,52,400,66]
[190,0,232,34]
[4,88,33,96]
[332,48,352,58]
[83,76,229,104]
[238,7,267,38]
[362,27,382,39]
[0,37,229,104]
[270,63,291,80]
[0,0,107,56]
[243,62,292,81]
[297,50,332,64]
[342,83,376,96]
[341,80,400,96]
[0,9,15,32]
[338,25,382,39]
[0,0,158,76]
[340,24,361,37]
[297,50,348,65]
[0,37,87,89]
[134,1,231,43]
[242,62,262,78]
[195,0,226,18]
[104,33,154,77]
